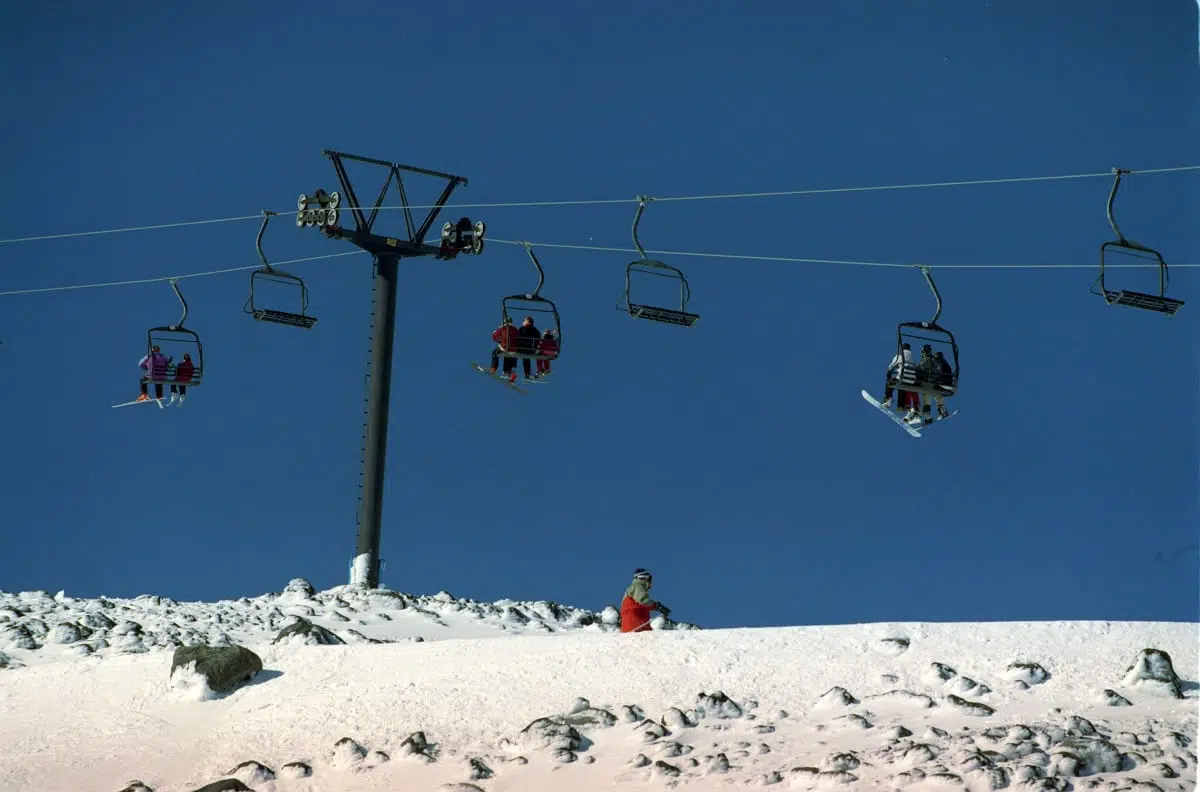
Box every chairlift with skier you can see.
[113,279,204,409]
[473,243,561,389]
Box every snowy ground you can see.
[0,580,1195,792]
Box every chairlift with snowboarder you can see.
[861,267,959,436]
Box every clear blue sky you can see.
[2,1,1196,628]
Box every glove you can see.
[656,603,671,617]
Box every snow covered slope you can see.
[0,580,1195,792]
[0,577,693,669]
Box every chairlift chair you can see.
[245,210,319,329]
[145,279,204,388]
[496,243,562,361]
[1091,168,1184,316]
[891,267,959,399]
[616,196,699,328]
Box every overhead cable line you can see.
[1,238,1194,299]
[0,250,363,296]
[490,239,1200,270]
[1,164,1197,246]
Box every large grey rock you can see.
[1122,649,1183,699]
[273,617,344,646]
[171,645,263,694]
[187,780,254,792]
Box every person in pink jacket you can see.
[135,345,172,402]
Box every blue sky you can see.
[1,1,1196,629]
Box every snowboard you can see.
[861,390,922,438]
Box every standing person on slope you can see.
[620,568,670,633]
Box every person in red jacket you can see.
[169,352,195,404]
[489,317,519,380]
[535,327,559,378]
[620,569,670,633]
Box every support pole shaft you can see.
[351,252,400,588]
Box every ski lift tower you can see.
[298,149,477,589]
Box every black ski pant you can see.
[491,350,517,375]
[490,351,532,377]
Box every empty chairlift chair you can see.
[616,196,699,328]
[245,210,319,329]
[1091,168,1184,316]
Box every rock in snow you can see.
[170,645,263,694]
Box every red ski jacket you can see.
[492,324,518,350]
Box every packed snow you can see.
[0,579,1195,792]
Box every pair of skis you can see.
[861,390,956,438]
[471,361,550,394]
[111,396,185,410]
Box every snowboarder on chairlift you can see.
[136,345,172,402]
[536,328,559,377]
[620,569,670,633]
[489,317,520,380]
[882,342,919,418]
[169,352,195,404]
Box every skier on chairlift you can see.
[536,327,559,377]
[489,316,520,380]
[136,345,172,403]
[169,352,195,404]
[516,316,541,380]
